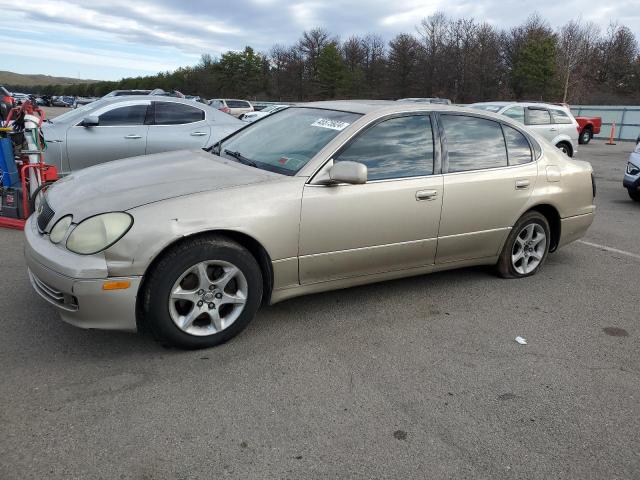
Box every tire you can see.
[29,181,56,215]
[143,235,263,349]
[628,188,640,202]
[579,127,592,145]
[497,211,551,279]
[555,142,573,157]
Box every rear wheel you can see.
[628,188,640,202]
[143,235,263,349]
[579,127,592,145]
[497,211,550,278]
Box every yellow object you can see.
[102,280,131,291]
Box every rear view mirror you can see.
[81,116,99,127]
[329,161,367,185]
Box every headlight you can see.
[627,162,640,176]
[49,215,72,244]
[66,212,133,255]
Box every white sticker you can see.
[311,118,350,131]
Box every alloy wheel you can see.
[511,223,547,275]
[168,260,248,336]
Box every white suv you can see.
[470,102,579,157]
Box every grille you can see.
[36,196,55,232]
[28,270,78,311]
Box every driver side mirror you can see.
[328,161,367,185]
[81,115,99,127]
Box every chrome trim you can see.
[300,237,434,258]
[437,226,511,240]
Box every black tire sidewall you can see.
[146,239,263,349]
[499,212,551,278]
[628,188,640,202]
[580,129,591,144]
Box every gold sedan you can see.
[25,101,595,348]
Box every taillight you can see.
[221,106,231,114]
[2,96,13,104]
[577,126,581,134]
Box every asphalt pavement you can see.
[0,138,638,479]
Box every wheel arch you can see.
[555,140,574,157]
[526,204,561,252]
[135,229,274,332]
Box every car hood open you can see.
[46,149,281,222]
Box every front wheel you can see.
[497,212,550,279]
[628,188,640,202]
[143,235,263,349]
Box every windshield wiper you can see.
[223,149,258,168]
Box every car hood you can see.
[46,149,281,222]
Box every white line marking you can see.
[578,240,640,261]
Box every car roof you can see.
[298,100,493,116]
[471,101,570,110]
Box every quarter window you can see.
[442,115,507,172]
[526,108,552,125]
[335,115,434,181]
[97,104,148,126]
[154,102,204,125]
[550,109,573,124]
[503,125,532,165]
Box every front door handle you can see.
[124,134,142,139]
[190,132,208,136]
[416,189,438,201]
[515,179,530,189]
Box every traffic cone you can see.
[606,122,616,145]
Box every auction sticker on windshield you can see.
[311,118,350,131]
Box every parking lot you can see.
[0,136,638,479]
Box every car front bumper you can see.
[624,153,640,190]
[24,215,140,331]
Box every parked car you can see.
[103,90,151,97]
[73,97,98,108]
[470,102,580,157]
[397,97,452,105]
[42,96,243,174]
[240,104,289,122]
[576,116,602,144]
[624,135,640,202]
[26,101,596,348]
[51,96,74,107]
[0,86,13,120]
[11,92,30,104]
[209,99,254,117]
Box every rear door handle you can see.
[515,179,530,189]
[124,134,142,139]
[416,189,438,201]
[190,132,208,136]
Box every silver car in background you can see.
[241,104,289,122]
[470,102,579,157]
[42,96,243,174]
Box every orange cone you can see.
[606,122,616,145]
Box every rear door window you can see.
[525,108,552,125]
[98,104,148,126]
[154,102,205,125]
[335,115,434,181]
[441,115,508,172]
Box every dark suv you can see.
[0,86,14,121]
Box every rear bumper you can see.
[558,212,594,249]
[24,215,140,331]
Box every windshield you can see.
[470,104,504,113]
[217,107,361,175]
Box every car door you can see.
[524,106,555,143]
[66,101,150,171]
[299,114,443,284]
[549,107,578,142]
[145,101,211,154]
[436,113,537,264]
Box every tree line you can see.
[9,13,640,105]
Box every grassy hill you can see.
[0,71,98,87]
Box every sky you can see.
[1,0,639,81]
